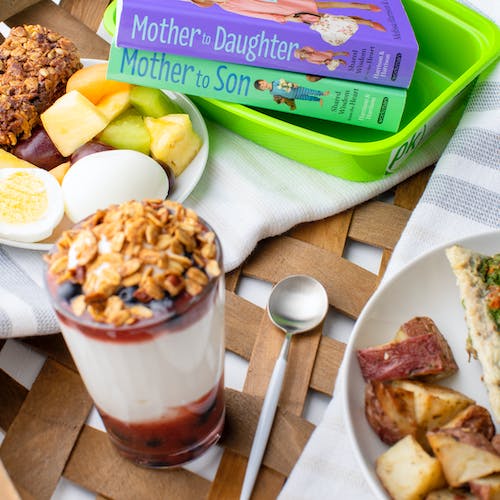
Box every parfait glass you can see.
[44,200,225,467]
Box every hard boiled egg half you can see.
[0,168,64,243]
[62,149,169,223]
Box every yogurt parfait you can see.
[44,199,225,467]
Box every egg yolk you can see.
[0,171,48,224]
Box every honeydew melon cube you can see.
[97,109,150,155]
[130,86,183,117]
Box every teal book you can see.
[107,42,407,132]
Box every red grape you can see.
[13,127,67,170]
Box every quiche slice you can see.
[446,245,500,422]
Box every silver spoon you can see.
[240,275,329,500]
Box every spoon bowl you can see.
[268,275,330,335]
[240,275,329,500]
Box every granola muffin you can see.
[0,24,82,149]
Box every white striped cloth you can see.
[0,85,450,339]
[0,119,448,338]
[279,3,500,498]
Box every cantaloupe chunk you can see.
[48,161,71,185]
[66,63,131,104]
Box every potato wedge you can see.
[393,380,474,430]
[469,473,500,500]
[376,435,446,500]
[357,317,458,382]
[425,489,475,499]
[443,405,496,441]
[427,430,500,487]
[493,436,500,456]
[366,379,475,449]
[365,380,418,445]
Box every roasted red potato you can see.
[357,317,458,382]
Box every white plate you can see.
[0,58,209,251]
[342,230,500,499]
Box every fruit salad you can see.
[0,62,203,243]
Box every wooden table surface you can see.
[0,1,435,498]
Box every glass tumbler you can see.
[44,200,225,468]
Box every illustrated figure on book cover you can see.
[187,0,383,18]
[187,0,386,46]
[254,77,330,108]
[294,46,349,70]
[272,94,297,110]
[292,11,385,46]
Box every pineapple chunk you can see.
[0,149,37,169]
[144,114,202,176]
[376,435,446,500]
[96,88,131,121]
[41,90,109,157]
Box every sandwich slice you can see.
[446,244,500,422]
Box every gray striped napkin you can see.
[0,246,58,337]
[279,4,499,498]
[384,65,500,279]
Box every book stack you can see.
[108,0,419,132]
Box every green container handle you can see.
[103,0,117,36]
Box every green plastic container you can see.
[104,0,500,181]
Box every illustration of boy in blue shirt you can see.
[254,78,330,107]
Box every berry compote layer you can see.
[44,200,225,467]
[100,375,225,467]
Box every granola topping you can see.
[0,24,82,148]
[45,199,221,326]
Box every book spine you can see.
[108,43,407,132]
[115,0,418,88]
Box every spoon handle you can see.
[240,334,292,500]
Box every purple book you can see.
[115,0,419,88]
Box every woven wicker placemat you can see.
[0,167,432,500]
[0,2,434,497]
